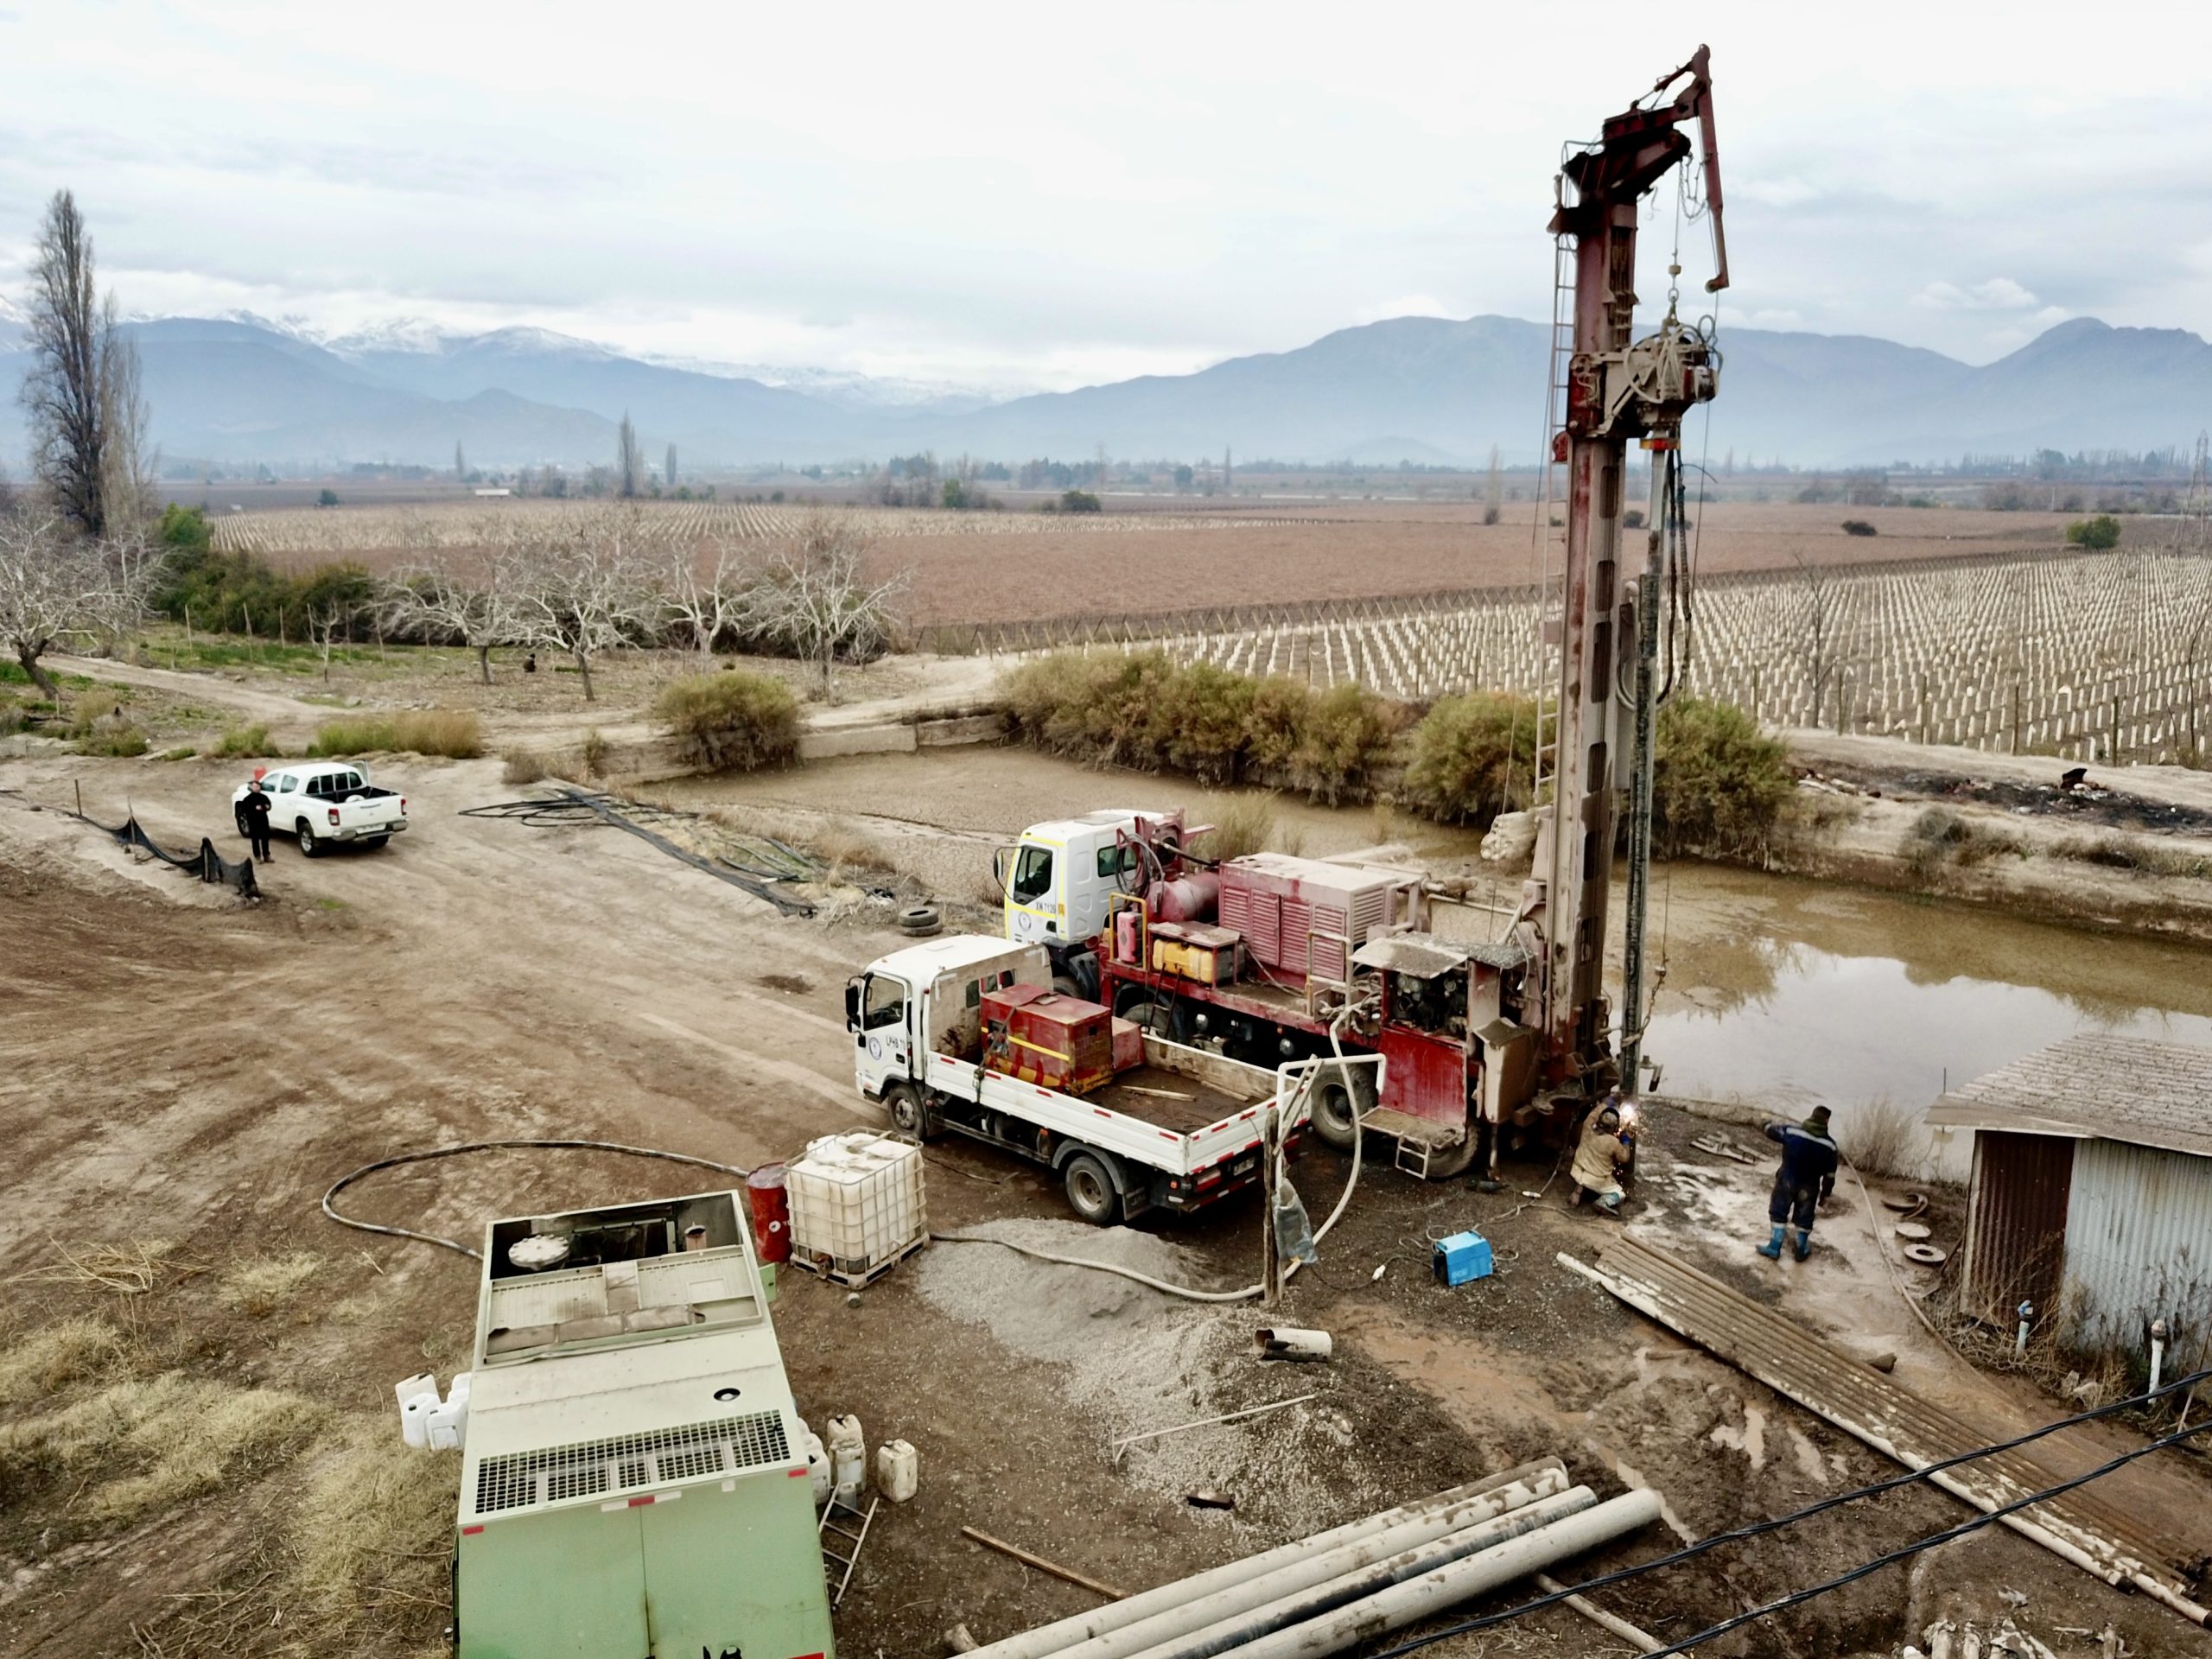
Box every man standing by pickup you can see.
[240,779,273,861]
[1758,1106,1840,1262]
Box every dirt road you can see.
[5,745,2208,1658]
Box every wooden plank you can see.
[1565,1235,2208,1627]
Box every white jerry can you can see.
[874,1440,919,1503]
[826,1412,867,1502]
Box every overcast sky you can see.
[4,1,2209,392]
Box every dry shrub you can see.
[1203,794,1282,861]
[501,746,550,785]
[1402,690,1538,826]
[219,1249,321,1318]
[581,728,610,779]
[1000,650,1406,804]
[1837,1096,1927,1179]
[212,723,274,758]
[0,1372,326,1520]
[16,1236,180,1295]
[1653,696,1794,858]
[2053,832,2212,880]
[289,1416,459,1648]
[1904,806,2025,874]
[655,671,801,773]
[0,1317,125,1403]
[73,720,149,757]
[309,709,481,759]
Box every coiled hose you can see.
[321,1139,753,1261]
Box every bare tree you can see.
[454,440,467,484]
[381,530,525,684]
[308,601,352,683]
[1483,445,1504,526]
[1787,548,1840,729]
[753,512,907,696]
[664,443,678,491]
[511,511,656,702]
[0,511,150,698]
[660,533,755,661]
[617,413,644,500]
[21,191,113,536]
[96,295,151,531]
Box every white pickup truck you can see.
[233,762,410,855]
[849,934,1363,1224]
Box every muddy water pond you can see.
[671,747,2212,1176]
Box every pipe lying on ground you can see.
[1211,1489,1664,1659]
[1116,1487,1602,1659]
[960,1459,1567,1659]
[1532,1572,1668,1654]
[1254,1327,1333,1362]
[1044,1471,1579,1659]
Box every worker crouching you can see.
[1569,1097,1634,1217]
[1759,1106,1840,1262]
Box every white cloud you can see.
[1913,277,2043,312]
[1355,295,1452,324]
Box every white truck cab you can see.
[997,808,1163,951]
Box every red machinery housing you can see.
[981,983,1115,1095]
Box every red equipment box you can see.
[1217,854,1408,982]
[982,984,1114,1095]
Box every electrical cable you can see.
[321,1139,754,1261]
[1359,1364,2212,1657]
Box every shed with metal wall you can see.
[1927,1033,2212,1370]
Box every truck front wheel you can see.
[883,1083,938,1141]
[1061,1151,1122,1225]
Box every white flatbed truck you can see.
[848,934,1303,1224]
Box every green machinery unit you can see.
[454,1190,835,1658]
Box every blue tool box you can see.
[1433,1230,1495,1286]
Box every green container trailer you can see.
[453,1190,835,1658]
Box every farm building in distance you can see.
[1927,1033,2212,1373]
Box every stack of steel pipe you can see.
[964,1458,1662,1659]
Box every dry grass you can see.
[1202,794,1281,862]
[218,1249,323,1318]
[308,709,482,759]
[1838,1096,1928,1179]
[10,1236,181,1295]
[0,1316,126,1403]
[2051,831,2212,880]
[287,1417,459,1648]
[0,1372,327,1520]
[212,723,275,758]
[1903,806,2025,874]
[501,745,550,785]
[581,728,609,779]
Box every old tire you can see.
[296,819,321,857]
[1312,1080,1359,1152]
[1052,975,1080,1000]
[1062,1151,1122,1225]
[896,904,940,938]
[883,1083,937,1141]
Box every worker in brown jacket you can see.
[1569,1101,1634,1217]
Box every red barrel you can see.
[746,1163,791,1264]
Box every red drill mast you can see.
[1518,48,1728,1105]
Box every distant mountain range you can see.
[1,300,2207,473]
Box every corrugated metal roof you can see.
[1924,1034,2212,1158]
[2061,1138,2212,1369]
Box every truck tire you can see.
[883,1083,938,1141]
[234,810,252,839]
[1312,1079,1359,1152]
[1052,975,1080,1000]
[1061,1150,1122,1225]
[296,818,322,857]
[1423,1132,1482,1181]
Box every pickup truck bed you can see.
[1089,1063,1261,1135]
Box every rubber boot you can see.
[1793,1229,1814,1262]
[1756,1225,1785,1261]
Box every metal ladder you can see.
[1529,226,1576,819]
[818,1490,879,1608]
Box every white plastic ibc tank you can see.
[874,1440,918,1503]
[826,1412,866,1503]
[787,1133,926,1272]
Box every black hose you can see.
[321,1139,754,1260]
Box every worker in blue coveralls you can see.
[1758,1105,1839,1262]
